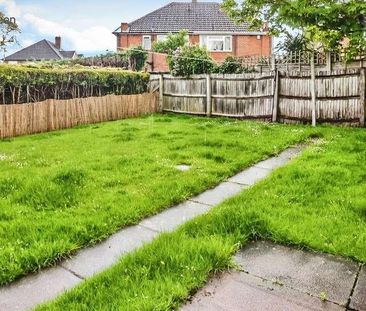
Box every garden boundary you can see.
[151,68,366,127]
[0,93,158,139]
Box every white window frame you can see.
[156,34,168,42]
[142,35,152,50]
[200,35,233,52]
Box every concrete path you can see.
[0,146,304,311]
[182,241,365,311]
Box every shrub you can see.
[32,47,148,72]
[213,56,257,74]
[170,45,214,77]
[153,31,189,55]
[0,65,150,104]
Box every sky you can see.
[0,0,219,57]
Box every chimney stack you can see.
[121,23,129,32]
[55,36,61,50]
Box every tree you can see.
[170,45,214,76]
[275,33,308,54]
[153,30,213,76]
[153,30,189,72]
[222,0,366,57]
[153,30,189,55]
[222,0,365,127]
[0,12,20,57]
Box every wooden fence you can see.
[153,68,366,126]
[0,93,158,138]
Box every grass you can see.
[0,114,318,285]
[37,125,366,311]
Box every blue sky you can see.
[0,0,219,57]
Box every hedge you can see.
[0,65,150,105]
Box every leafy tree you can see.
[171,45,214,76]
[275,33,308,54]
[153,30,213,76]
[153,30,190,72]
[153,30,189,55]
[222,0,366,57]
[0,12,19,57]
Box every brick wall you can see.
[148,53,169,72]
[118,34,142,50]
[117,33,272,72]
[234,35,272,57]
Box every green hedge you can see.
[0,65,150,104]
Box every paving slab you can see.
[190,182,247,206]
[278,146,304,160]
[255,156,291,170]
[235,241,358,306]
[0,267,81,311]
[228,166,271,186]
[350,266,366,311]
[139,200,212,232]
[182,271,344,311]
[62,225,159,279]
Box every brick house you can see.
[113,0,272,72]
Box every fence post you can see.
[326,51,332,72]
[206,74,212,117]
[310,51,317,127]
[360,68,366,127]
[271,54,276,71]
[159,74,164,112]
[272,69,280,123]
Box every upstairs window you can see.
[142,35,152,50]
[200,35,232,52]
[157,35,168,42]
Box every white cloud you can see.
[0,0,115,54]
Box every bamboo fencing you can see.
[0,93,158,138]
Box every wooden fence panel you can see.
[211,74,274,118]
[279,69,362,123]
[0,93,158,139]
[163,75,207,114]
[157,69,365,126]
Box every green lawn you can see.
[37,125,366,311]
[0,114,317,285]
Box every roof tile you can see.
[122,2,251,34]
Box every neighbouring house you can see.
[113,0,272,72]
[4,37,77,64]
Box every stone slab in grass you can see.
[0,267,81,311]
[61,225,159,279]
[182,271,344,311]
[278,146,305,160]
[255,156,291,170]
[235,241,359,307]
[350,266,366,311]
[190,182,248,206]
[139,201,211,233]
[228,166,271,186]
[183,241,359,311]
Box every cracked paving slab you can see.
[350,266,366,311]
[182,241,361,311]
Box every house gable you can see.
[5,38,77,62]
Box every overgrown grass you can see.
[37,126,366,311]
[0,114,317,285]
